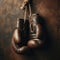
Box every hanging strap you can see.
[28,3,34,32]
[28,3,32,21]
[24,6,27,23]
[23,3,32,20]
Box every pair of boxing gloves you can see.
[12,14,43,54]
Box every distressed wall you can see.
[0,0,60,60]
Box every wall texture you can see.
[0,0,60,60]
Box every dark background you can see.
[0,0,60,60]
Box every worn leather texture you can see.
[0,0,60,60]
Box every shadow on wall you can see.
[38,15,53,50]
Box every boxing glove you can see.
[12,19,30,54]
[27,14,43,48]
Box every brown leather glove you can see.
[12,28,30,54]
